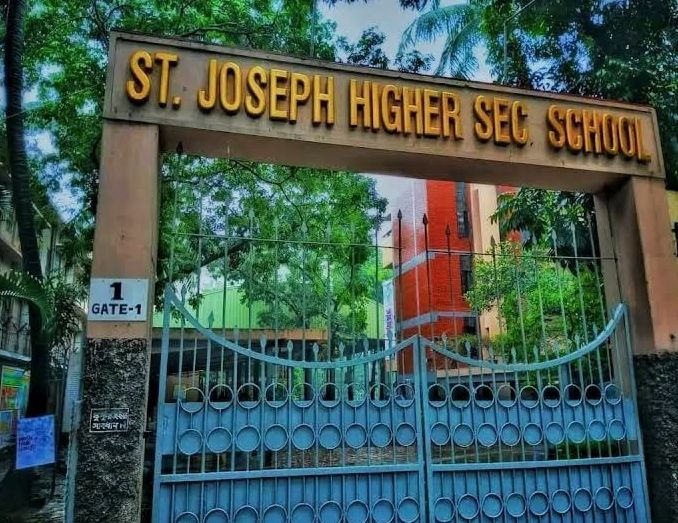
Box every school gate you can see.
[74,32,678,522]
[153,289,648,521]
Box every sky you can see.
[320,0,494,206]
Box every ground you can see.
[0,447,66,523]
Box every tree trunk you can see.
[5,0,50,416]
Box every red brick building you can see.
[388,179,515,373]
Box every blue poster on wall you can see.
[16,415,55,470]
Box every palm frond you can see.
[0,183,12,218]
[399,4,473,55]
[435,11,482,79]
[0,271,54,327]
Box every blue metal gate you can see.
[152,286,650,522]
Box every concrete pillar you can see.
[74,121,160,522]
[596,176,678,523]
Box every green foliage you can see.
[22,0,400,317]
[0,270,84,363]
[0,271,52,327]
[478,0,678,189]
[465,241,606,362]
[339,26,433,72]
[492,189,595,259]
[399,2,483,78]
[161,155,388,340]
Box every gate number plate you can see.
[88,278,149,321]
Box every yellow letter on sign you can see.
[126,50,153,103]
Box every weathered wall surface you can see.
[74,338,149,522]
[634,353,678,523]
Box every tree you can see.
[398,0,483,78]
[338,26,433,72]
[479,0,678,189]
[5,0,51,416]
[465,241,606,372]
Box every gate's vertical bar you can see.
[151,286,173,523]
[414,335,432,522]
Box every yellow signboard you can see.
[104,32,663,192]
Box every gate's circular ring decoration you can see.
[319,382,340,407]
[449,384,471,408]
[236,383,261,409]
[457,494,479,520]
[318,423,342,450]
[433,497,455,522]
[344,383,367,407]
[264,383,288,408]
[481,493,503,519]
[319,501,342,523]
[496,384,517,408]
[500,423,520,446]
[235,425,260,452]
[178,428,203,455]
[519,385,540,408]
[233,506,258,523]
[595,486,615,511]
[573,488,593,512]
[261,504,286,523]
[477,423,498,447]
[615,486,634,509]
[264,424,288,451]
[430,422,450,446]
[291,424,315,450]
[551,489,571,514]
[564,384,583,406]
[175,512,199,523]
[345,423,368,448]
[179,387,205,413]
[369,383,391,408]
[588,419,607,441]
[545,422,565,445]
[395,422,417,447]
[604,383,622,405]
[205,426,232,453]
[522,423,543,446]
[208,384,234,410]
[541,385,561,408]
[203,507,229,523]
[452,423,474,448]
[397,497,419,523]
[428,383,448,407]
[585,384,603,405]
[372,498,395,523]
[567,421,587,444]
[505,493,526,518]
[291,382,315,408]
[474,384,495,408]
[371,423,393,448]
[290,503,315,522]
[528,491,549,516]
[608,419,626,441]
[346,500,369,523]
[393,383,415,408]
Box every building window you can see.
[460,254,473,295]
[456,182,470,238]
